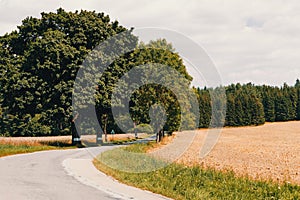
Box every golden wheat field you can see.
[0,133,143,146]
[176,121,300,185]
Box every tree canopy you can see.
[0,8,299,137]
[0,9,195,136]
[0,8,133,136]
[195,81,300,128]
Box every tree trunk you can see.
[104,115,108,142]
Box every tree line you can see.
[0,9,299,137]
[195,80,300,128]
[0,9,193,136]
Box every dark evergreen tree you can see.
[195,87,211,128]
[296,79,300,120]
[259,85,276,122]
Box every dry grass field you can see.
[0,133,144,145]
[0,136,72,146]
[175,121,300,185]
[0,133,144,157]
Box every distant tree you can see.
[126,39,195,133]
[225,93,236,126]
[295,79,300,120]
[224,83,264,126]
[273,83,296,121]
[259,85,276,122]
[195,87,211,128]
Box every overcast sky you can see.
[1,0,300,87]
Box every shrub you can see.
[128,123,154,134]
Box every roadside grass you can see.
[0,139,75,158]
[97,142,168,173]
[93,142,300,200]
[108,133,152,145]
[109,138,137,145]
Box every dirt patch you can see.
[173,121,300,185]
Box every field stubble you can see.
[173,121,300,185]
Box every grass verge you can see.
[109,138,137,145]
[0,139,75,158]
[93,142,300,200]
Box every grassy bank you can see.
[0,139,75,158]
[93,143,300,200]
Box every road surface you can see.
[0,146,171,200]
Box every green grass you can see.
[109,138,137,145]
[0,140,76,158]
[93,143,300,200]
[97,142,168,173]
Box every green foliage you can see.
[195,87,212,128]
[97,144,167,173]
[195,83,265,128]
[195,80,300,128]
[0,8,299,137]
[0,9,195,137]
[225,83,265,126]
[23,114,51,136]
[0,8,132,136]
[258,82,299,122]
[95,39,195,134]
[274,83,297,121]
[296,79,300,120]
[128,123,154,134]
[259,85,276,122]
[128,40,195,132]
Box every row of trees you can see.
[0,9,299,137]
[0,9,194,136]
[195,81,300,128]
[0,9,132,136]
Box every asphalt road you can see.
[0,146,170,200]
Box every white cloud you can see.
[0,0,300,86]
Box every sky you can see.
[0,0,300,87]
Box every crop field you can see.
[0,133,141,157]
[176,121,300,185]
[95,126,300,200]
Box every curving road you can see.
[0,147,171,200]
